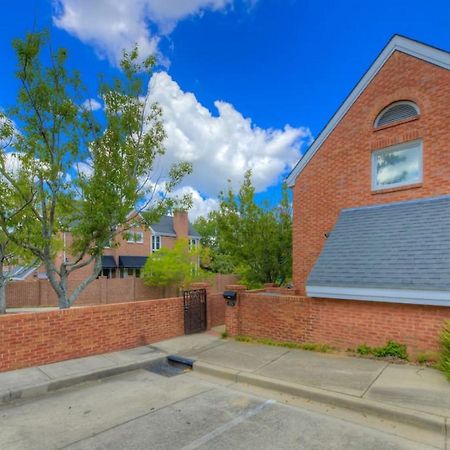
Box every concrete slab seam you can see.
[361,362,390,398]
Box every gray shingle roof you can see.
[149,215,200,238]
[150,215,176,236]
[307,195,450,292]
[188,223,201,239]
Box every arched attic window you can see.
[374,101,420,128]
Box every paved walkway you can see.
[1,331,449,437]
[182,338,450,419]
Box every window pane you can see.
[374,145,421,188]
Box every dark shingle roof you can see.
[188,223,200,238]
[150,215,200,238]
[150,215,176,236]
[307,195,450,292]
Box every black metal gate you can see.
[183,288,207,334]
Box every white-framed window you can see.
[371,140,423,191]
[189,238,199,251]
[127,231,144,244]
[152,235,161,252]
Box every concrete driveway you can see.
[0,366,436,450]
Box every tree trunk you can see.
[43,255,102,309]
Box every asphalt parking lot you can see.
[0,363,435,450]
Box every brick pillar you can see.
[191,282,212,330]
[224,284,246,337]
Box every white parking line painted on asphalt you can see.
[180,399,276,450]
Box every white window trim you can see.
[306,285,450,307]
[151,234,161,252]
[371,140,423,191]
[189,238,199,250]
[374,101,420,128]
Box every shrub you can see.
[372,340,408,360]
[355,340,408,360]
[221,331,229,339]
[356,344,371,356]
[438,321,450,380]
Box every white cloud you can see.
[81,98,102,111]
[170,185,219,221]
[52,0,235,66]
[146,71,312,200]
[2,152,21,175]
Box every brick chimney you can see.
[173,210,189,238]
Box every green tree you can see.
[0,134,38,313]
[0,31,191,309]
[195,171,292,287]
[194,214,235,274]
[142,237,208,292]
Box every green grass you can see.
[438,321,450,381]
[234,335,333,353]
[221,331,229,339]
[355,340,408,360]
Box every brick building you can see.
[286,35,450,307]
[29,211,200,281]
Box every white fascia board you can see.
[307,285,450,307]
[286,35,450,187]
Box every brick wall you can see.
[225,290,450,356]
[0,297,184,372]
[208,292,226,328]
[293,51,450,293]
[6,273,237,308]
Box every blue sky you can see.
[1,0,449,218]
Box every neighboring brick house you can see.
[100,211,200,279]
[286,35,450,307]
[30,211,200,280]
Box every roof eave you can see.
[307,285,450,307]
[286,35,450,187]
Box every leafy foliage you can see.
[0,32,191,308]
[438,321,450,380]
[142,237,209,290]
[356,340,408,360]
[195,170,292,287]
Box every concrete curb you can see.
[0,355,167,406]
[193,361,447,435]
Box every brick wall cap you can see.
[225,284,246,291]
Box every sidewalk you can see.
[1,332,449,437]
[185,339,450,417]
[179,337,450,438]
[0,332,221,405]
